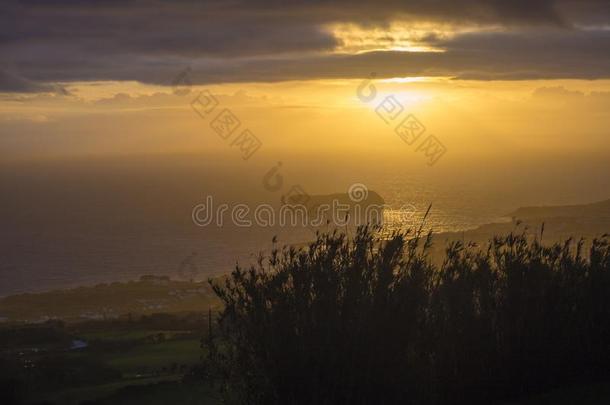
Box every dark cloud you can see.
[1,0,609,91]
[0,70,68,93]
[186,28,610,82]
[10,28,608,85]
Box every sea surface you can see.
[1,155,608,296]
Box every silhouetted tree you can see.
[208,227,610,405]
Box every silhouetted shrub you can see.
[208,227,610,404]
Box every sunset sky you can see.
[1,0,610,299]
[0,0,609,175]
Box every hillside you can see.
[0,276,220,323]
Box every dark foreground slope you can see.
[208,227,610,405]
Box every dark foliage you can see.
[208,227,610,405]
[0,320,67,348]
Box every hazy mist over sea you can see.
[1,153,608,296]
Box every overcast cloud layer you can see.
[1,0,610,92]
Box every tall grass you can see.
[207,227,610,404]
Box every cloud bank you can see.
[1,0,610,91]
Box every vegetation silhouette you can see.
[207,225,610,405]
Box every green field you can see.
[0,310,216,404]
[104,338,203,375]
[78,329,192,342]
[35,376,182,405]
[96,380,222,405]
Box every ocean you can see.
[1,155,608,296]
